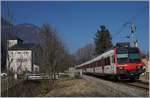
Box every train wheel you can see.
[128,75,139,82]
[110,75,118,82]
[129,77,136,82]
[136,75,140,80]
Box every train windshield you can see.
[116,48,141,64]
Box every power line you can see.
[113,6,148,39]
[113,22,130,39]
[131,6,148,22]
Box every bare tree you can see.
[39,23,62,81]
[39,23,74,81]
[74,43,95,65]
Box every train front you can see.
[115,47,145,80]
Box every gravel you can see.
[83,75,149,97]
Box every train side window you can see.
[102,59,105,66]
[100,59,103,66]
[99,60,101,66]
[97,61,99,67]
[104,58,107,66]
[89,63,91,68]
[104,57,109,65]
[96,61,98,66]
[105,57,110,65]
[94,62,96,67]
[104,58,106,65]
[108,57,110,65]
[98,59,102,66]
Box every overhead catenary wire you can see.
[113,6,148,39]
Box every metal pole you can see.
[130,23,136,47]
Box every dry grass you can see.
[1,80,51,97]
[45,79,97,97]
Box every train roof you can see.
[76,49,114,68]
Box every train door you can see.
[110,55,116,74]
[104,56,111,74]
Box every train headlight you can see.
[137,66,141,69]
[118,66,124,70]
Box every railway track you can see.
[126,81,149,90]
[83,74,149,97]
[84,73,149,90]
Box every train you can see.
[75,47,145,80]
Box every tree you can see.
[39,23,72,80]
[74,43,95,64]
[94,25,113,55]
[39,23,58,79]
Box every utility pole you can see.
[7,7,13,71]
[124,22,137,47]
[6,7,13,96]
[130,22,137,47]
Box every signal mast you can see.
[130,22,138,47]
[123,21,138,47]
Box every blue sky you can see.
[1,1,149,54]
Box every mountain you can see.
[13,23,40,43]
[1,17,40,43]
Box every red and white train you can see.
[75,47,145,80]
